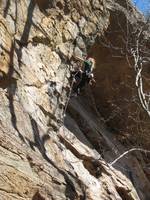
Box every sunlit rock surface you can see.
[0,0,149,199]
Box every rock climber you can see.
[71,56,96,95]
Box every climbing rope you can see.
[60,68,83,160]
[109,148,150,166]
[62,70,79,124]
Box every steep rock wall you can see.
[0,0,149,199]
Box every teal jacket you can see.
[83,60,92,75]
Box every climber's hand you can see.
[89,79,96,85]
[92,79,96,83]
[73,78,76,83]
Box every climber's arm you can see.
[89,74,96,85]
[92,78,96,83]
[73,55,85,62]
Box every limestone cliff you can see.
[0,0,150,199]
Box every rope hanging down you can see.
[109,148,150,166]
[62,71,79,124]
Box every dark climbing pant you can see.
[74,72,90,94]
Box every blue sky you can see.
[132,0,150,15]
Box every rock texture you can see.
[0,0,149,199]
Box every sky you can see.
[132,0,150,15]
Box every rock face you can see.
[0,0,149,199]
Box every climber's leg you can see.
[71,70,82,94]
